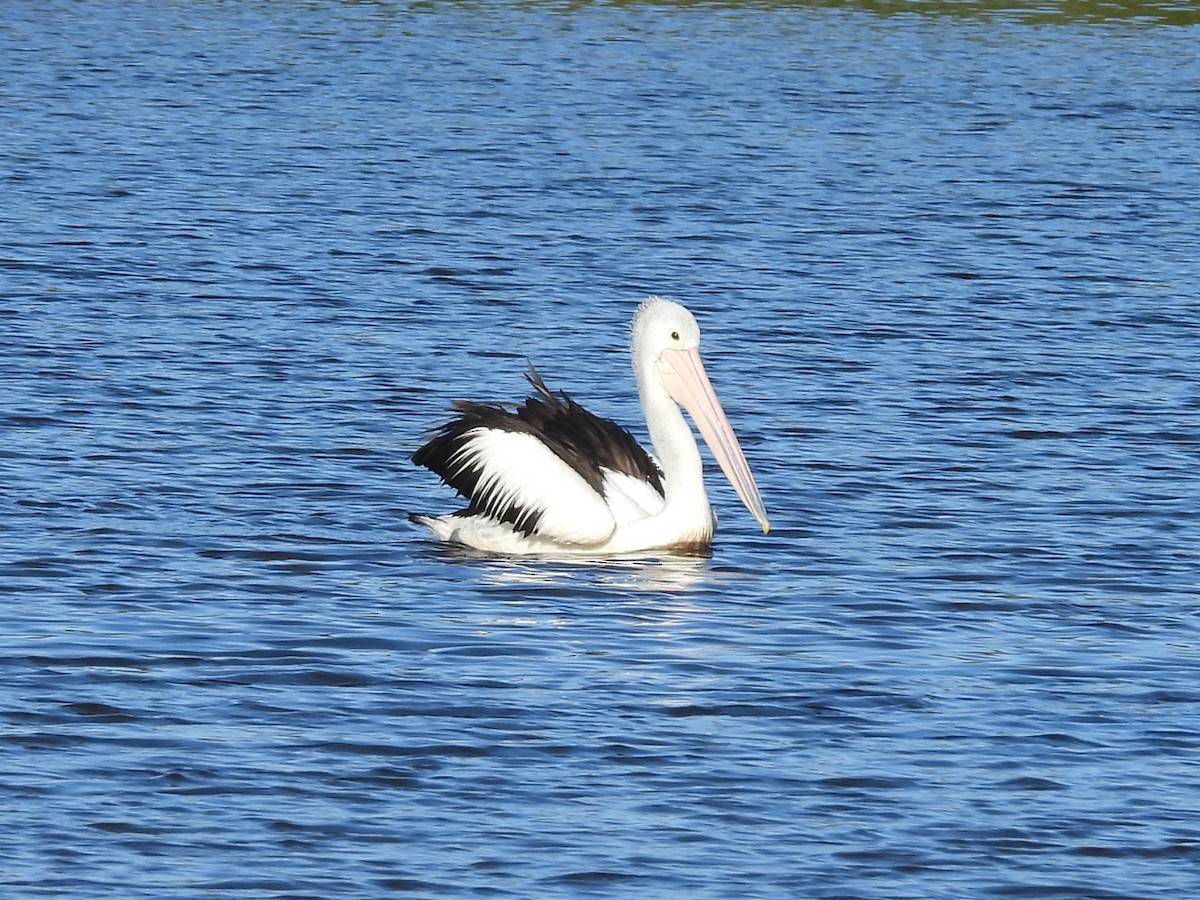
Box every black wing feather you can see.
[520,364,663,495]
[411,400,547,535]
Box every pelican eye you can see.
[670,330,680,341]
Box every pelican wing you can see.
[412,402,617,545]
[411,367,665,547]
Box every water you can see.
[3,1,1199,896]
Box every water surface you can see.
[3,1,1199,897]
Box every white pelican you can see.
[409,296,770,555]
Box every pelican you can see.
[409,296,770,555]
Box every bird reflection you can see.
[436,545,713,595]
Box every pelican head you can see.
[632,296,770,534]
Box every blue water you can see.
[4,1,1199,897]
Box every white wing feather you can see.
[599,468,666,524]
[449,429,616,545]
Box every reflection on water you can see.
[428,543,719,594]
[474,553,716,595]
[603,0,1200,26]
